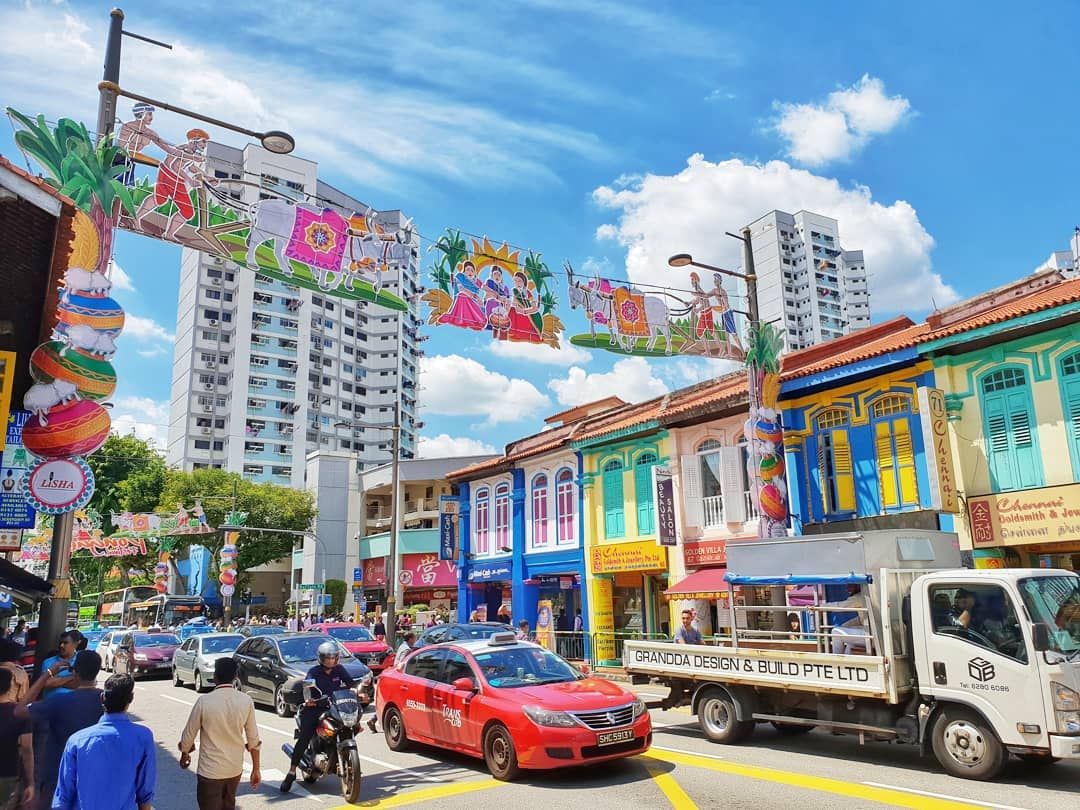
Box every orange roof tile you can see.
[0,155,75,208]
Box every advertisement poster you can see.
[652,465,677,547]
[439,507,458,562]
[969,483,1080,548]
[0,410,35,529]
[591,577,616,663]
[535,599,554,650]
[0,529,22,552]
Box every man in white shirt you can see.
[826,586,869,655]
[179,657,261,809]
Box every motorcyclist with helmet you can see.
[280,641,357,793]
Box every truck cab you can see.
[911,569,1080,770]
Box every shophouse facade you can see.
[922,276,1080,569]
[449,399,628,634]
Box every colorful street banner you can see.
[744,322,788,538]
[8,109,411,310]
[565,263,744,360]
[1,410,35,529]
[423,231,563,347]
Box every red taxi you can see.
[375,631,651,780]
[307,622,394,674]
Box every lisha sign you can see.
[624,642,886,695]
[969,482,1080,548]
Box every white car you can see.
[98,630,125,671]
[172,633,244,692]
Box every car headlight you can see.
[523,705,579,728]
[631,698,647,719]
[133,653,148,661]
[361,673,373,687]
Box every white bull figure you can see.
[245,198,413,294]
[24,379,79,425]
[58,324,118,358]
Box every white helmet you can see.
[317,641,339,664]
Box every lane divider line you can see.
[643,749,988,810]
[644,761,699,809]
[354,753,446,784]
[651,745,724,761]
[162,694,196,707]
[325,777,503,809]
[861,782,1033,810]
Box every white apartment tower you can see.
[746,210,871,352]
[166,142,421,486]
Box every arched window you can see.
[1061,351,1080,475]
[870,394,918,511]
[815,408,854,514]
[697,439,724,526]
[979,368,1042,491]
[494,483,511,553]
[474,487,489,555]
[602,458,625,538]
[635,451,658,534]
[531,474,549,548]
[555,468,576,545]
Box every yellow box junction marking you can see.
[330,778,504,809]
[644,749,987,810]
[645,761,698,809]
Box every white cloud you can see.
[420,354,550,425]
[0,3,608,192]
[489,339,591,367]
[136,346,168,359]
[774,75,912,166]
[418,434,498,458]
[592,154,956,315]
[122,314,175,344]
[705,89,737,103]
[108,259,135,293]
[548,357,668,407]
[110,396,169,451]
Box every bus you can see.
[125,594,206,629]
[75,592,101,626]
[98,587,158,626]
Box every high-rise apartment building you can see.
[166,143,421,486]
[746,210,871,352]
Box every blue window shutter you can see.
[635,461,655,535]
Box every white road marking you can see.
[355,753,445,783]
[651,744,725,761]
[162,694,196,707]
[861,782,1032,810]
[258,722,291,736]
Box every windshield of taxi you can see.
[1019,575,1080,656]
[472,647,582,688]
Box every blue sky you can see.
[2,0,1079,458]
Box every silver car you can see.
[172,632,244,692]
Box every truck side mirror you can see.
[1032,622,1051,652]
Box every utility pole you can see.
[741,226,760,328]
[95,8,124,140]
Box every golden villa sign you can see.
[968,483,1080,548]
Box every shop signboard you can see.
[590,540,667,574]
[683,538,728,568]
[591,577,616,663]
[0,530,22,552]
[398,553,457,588]
[467,562,512,583]
[652,465,678,547]
[438,499,458,562]
[968,482,1080,548]
[362,556,387,586]
[0,410,35,529]
[917,387,959,513]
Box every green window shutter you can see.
[1006,389,1041,489]
[634,458,655,535]
[603,465,625,538]
[1065,377,1080,474]
[983,392,1017,491]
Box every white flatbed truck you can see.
[624,530,1080,780]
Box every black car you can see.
[413,622,508,648]
[237,625,287,638]
[233,632,371,717]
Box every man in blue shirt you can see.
[53,673,155,810]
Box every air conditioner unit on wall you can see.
[203,406,212,413]
[201,428,212,435]
[212,278,222,286]
[204,384,214,391]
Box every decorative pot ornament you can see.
[56,293,125,333]
[30,341,117,400]
[754,418,783,444]
[22,400,110,458]
[759,454,785,482]
[758,483,788,521]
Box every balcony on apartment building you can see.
[365,495,441,532]
[700,491,761,530]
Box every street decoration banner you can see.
[564,262,744,360]
[423,231,563,347]
[8,109,412,310]
[652,464,678,547]
[744,322,788,538]
[1,410,35,529]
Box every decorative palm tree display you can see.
[744,322,789,538]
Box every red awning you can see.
[665,567,730,600]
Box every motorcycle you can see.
[282,681,363,803]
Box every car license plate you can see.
[596,729,634,747]
[155,662,171,669]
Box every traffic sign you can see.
[319,594,332,606]
[298,583,324,591]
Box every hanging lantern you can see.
[754,418,783,445]
[22,400,110,458]
[758,483,788,521]
[759,454,785,482]
[56,293,125,334]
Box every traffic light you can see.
[240,588,252,605]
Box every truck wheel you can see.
[931,708,1006,780]
[698,691,753,744]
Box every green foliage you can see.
[430,229,467,293]
[523,251,556,315]
[7,109,136,216]
[156,468,316,574]
[325,579,347,614]
[745,322,784,374]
